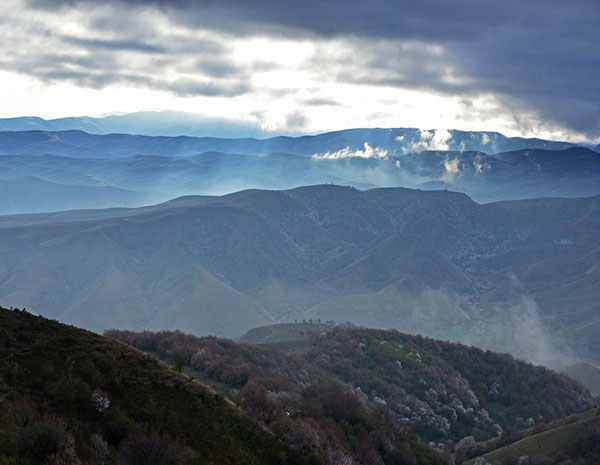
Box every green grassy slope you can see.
[241,325,600,397]
[467,408,600,464]
[0,307,309,465]
[237,322,331,346]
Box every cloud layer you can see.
[1,0,598,140]
[313,142,388,160]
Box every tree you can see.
[91,389,111,413]
[89,433,110,465]
[241,382,282,426]
[173,349,188,373]
[19,416,75,465]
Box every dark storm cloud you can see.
[192,59,244,78]
[302,98,342,107]
[62,35,167,53]
[285,110,308,130]
[168,78,251,97]
[22,0,600,137]
[0,43,252,97]
[1,3,254,98]
[28,0,598,43]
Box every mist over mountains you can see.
[3,0,599,461]
[1,121,599,464]
[0,125,599,214]
[0,113,589,149]
[0,124,581,158]
[1,121,599,366]
[1,185,598,366]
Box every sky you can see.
[1,0,599,141]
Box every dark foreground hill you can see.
[1,185,599,363]
[107,323,594,458]
[0,307,447,465]
[0,307,311,465]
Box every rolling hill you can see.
[0,185,598,363]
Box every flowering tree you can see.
[91,389,111,413]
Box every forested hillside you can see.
[108,323,594,459]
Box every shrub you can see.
[116,429,184,465]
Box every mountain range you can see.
[0,111,269,139]
[0,127,599,214]
[0,126,582,159]
[0,112,591,153]
[1,185,598,365]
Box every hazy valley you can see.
[2,0,600,462]
[1,101,600,465]
[0,183,597,368]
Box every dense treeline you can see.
[107,328,447,465]
[107,324,593,460]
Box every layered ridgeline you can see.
[0,118,580,153]
[0,127,599,213]
[1,186,599,363]
[0,307,315,465]
[0,112,589,152]
[106,323,595,461]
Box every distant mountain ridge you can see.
[0,126,580,159]
[0,129,598,214]
[0,111,269,138]
[0,185,598,364]
[0,113,584,154]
